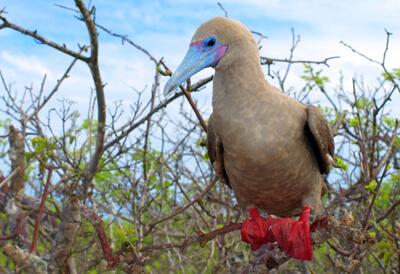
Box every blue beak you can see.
[163,41,227,95]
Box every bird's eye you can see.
[207,38,216,47]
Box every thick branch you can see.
[49,197,81,274]
[8,125,25,195]
[2,244,47,274]
[75,0,107,186]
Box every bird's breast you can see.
[213,96,321,216]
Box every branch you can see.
[80,203,120,269]
[375,199,400,224]
[145,177,218,236]
[104,91,183,151]
[2,244,47,274]
[30,167,53,254]
[260,55,340,67]
[0,13,88,61]
[50,197,81,273]
[8,125,25,195]
[29,54,81,119]
[0,167,20,190]
[104,72,213,151]
[160,60,208,132]
[341,30,400,93]
[140,222,242,252]
[363,161,391,230]
[0,213,24,241]
[372,120,399,178]
[54,3,159,64]
[95,23,158,64]
[74,0,107,187]
[332,110,348,136]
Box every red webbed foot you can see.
[241,206,313,260]
[241,208,272,251]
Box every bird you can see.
[164,17,334,260]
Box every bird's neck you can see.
[212,56,271,111]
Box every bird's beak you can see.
[163,42,227,95]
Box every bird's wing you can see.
[207,115,231,188]
[305,105,335,175]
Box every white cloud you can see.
[1,51,52,77]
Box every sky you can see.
[0,0,399,125]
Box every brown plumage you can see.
[196,17,335,217]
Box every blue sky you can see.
[0,0,399,122]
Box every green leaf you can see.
[81,119,90,129]
[383,116,396,127]
[203,152,209,161]
[348,117,359,127]
[365,179,377,192]
[383,68,400,81]
[335,156,348,171]
[31,136,48,153]
[69,135,76,144]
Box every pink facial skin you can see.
[216,44,228,62]
[190,39,228,67]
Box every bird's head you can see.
[164,16,258,95]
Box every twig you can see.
[372,120,399,178]
[375,199,400,224]
[104,91,184,151]
[160,60,208,132]
[260,55,339,67]
[54,3,159,64]
[0,167,20,189]
[326,240,350,257]
[145,177,218,235]
[164,163,210,229]
[363,161,391,230]
[141,221,242,252]
[217,2,228,17]
[28,53,82,119]
[341,30,400,93]
[332,110,348,136]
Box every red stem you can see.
[80,204,120,268]
[30,168,53,254]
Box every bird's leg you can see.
[241,206,313,261]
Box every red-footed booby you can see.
[164,17,334,260]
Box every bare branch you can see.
[260,55,340,67]
[74,0,107,187]
[0,14,88,61]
